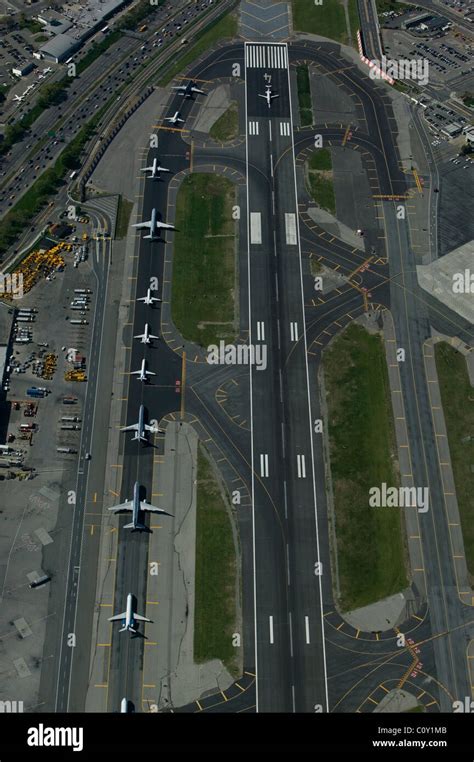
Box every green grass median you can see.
[209,101,239,141]
[434,343,474,578]
[323,324,408,612]
[194,446,239,676]
[306,148,336,214]
[171,173,237,348]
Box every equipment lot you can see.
[0,238,95,710]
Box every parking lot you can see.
[384,28,474,85]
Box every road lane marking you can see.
[269,616,274,644]
[305,616,310,644]
[260,453,269,477]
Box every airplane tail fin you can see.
[123,521,146,530]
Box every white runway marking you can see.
[260,453,269,477]
[285,212,297,244]
[248,120,259,135]
[305,616,310,644]
[280,122,290,136]
[250,212,262,244]
[269,615,274,644]
[256,321,265,341]
[297,454,306,478]
[290,321,299,342]
[245,42,289,69]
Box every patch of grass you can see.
[34,34,48,43]
[292,0,348,43]
[171,174,237,348]
[308,174,336,214]
[461,92,474,109]
[434,343,474,578]
[309,147,332,171]
[115,196,133,239]
[159,11,237,86]
[194,445,239,676]
[296,65,313,127]
[306,149,336,214]
[323,323,407,612]
[347,0,361,47]
[209,101,239,141]
[374,0,406,16]
[310,257,323,275]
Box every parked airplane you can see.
[130,358,155,382]
[258,83,279,108]
[137,288,161,305]
[171,79,206,98]
[108,480,168,530]
[13,94,25,102]
[165,111,184,126]
[132,208,175,239]
[141,157,170,180]
[108,593,151,633]
[135,323,159,344]
[43,67,52,74]
[120,404,162,443]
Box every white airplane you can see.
[43,67,52,75]
[108,593,151,634]
[120,404,162,442]
[137,288,161,306]
[171,79,206,98]
[108,480,168,530]
[141,157,170,180]
[134,323,159,345]
[13,94,25,102]
[165,111,184,126]
[132,208,175,239]
[130,358,155,382]
[258,83,279,108]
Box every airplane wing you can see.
[272,94,280,99]
[108,501,132,512]
[130,370,143,375]
[140,167,153,173]
[171,85,186,92]
[134,613,152,622]
[121,423,138,432]
[132,220,152,230]
[146,370,156,376]
[155,221,175,230]
[191,87,206,95]
[140,500,167,514]
[109,611,126,621]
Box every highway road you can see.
[0,0,232,227]
[357,0,383,61]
